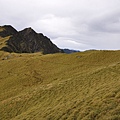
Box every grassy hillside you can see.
[0,48,120,120]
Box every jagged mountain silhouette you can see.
[0,25,63,54]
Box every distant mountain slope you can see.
[63,48,80,54]
[0,25,63,54]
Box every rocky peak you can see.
[0,25,18,37]
[0,25,63,54]
[20,27,36,35]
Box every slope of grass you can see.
[0,26,4,32]
[0,36,10,49]
[0,50,120,120]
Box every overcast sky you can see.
[0,0,120,50]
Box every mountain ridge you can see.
[62,48,80,54]
[0,25,18,37]
[0,25,63,54]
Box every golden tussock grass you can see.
[0,48,120,120]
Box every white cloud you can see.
[0,0,120,50]
[31,14,77,38]
[52,37,93,50]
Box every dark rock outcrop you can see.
[0,25,18,37]
[0,25,63,54]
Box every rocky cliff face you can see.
[0,25,63,54]
[0,25,18,37]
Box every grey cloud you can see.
[88,11,120,33]
[0,0,120,50]
[52,37,93,51]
